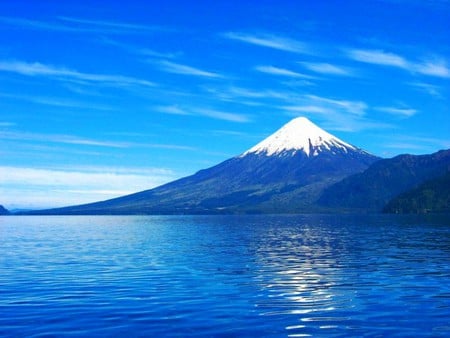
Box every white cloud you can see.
[382,135,450,153]
[299,62,353,76]
[282,105,332,114]
[0,60,155,87]
[347,49,450,78]
[196,109,251,123]
[204,85,294,102]
[0,16,162,35]
[281,94,391,132]
[155,105,190,115]
[347,49,409,68]
[0,166,177,209]
[415,59,450,78]
[305,95,368,116]
[100,37,178,58]
[225,87,269,98]
[255,65,314,78]
[0,92,113,110]
[156,60,223,78]
[0,130,197,151]
[1,130,128,148]
[376,106,417,117]
[154,104,250,123]
[57,16,161,33]
[140,143,197,151]
[0,122,15,127]
[223,32,312,54]
[408,82,442,98]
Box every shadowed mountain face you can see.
[318,149,450,212]
[24,117,380,215]
[383,171,450,214]
[0,205,10,215]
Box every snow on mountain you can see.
[241,117,358,157]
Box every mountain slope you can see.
[318,149,450,212]
[383,172,450,214]
[0,205,10,215]
[25,117,380,215]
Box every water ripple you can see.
[1,214,450,336]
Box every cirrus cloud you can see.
[299,62,354,76]
[0,60,156,87]
[0,165,177,209]
[347,49,450,78]
[255,65,314,79]
[376,106,418,117]
[155,60,223,78]
[222,32,313,54]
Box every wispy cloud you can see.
[376,106,418,117]
[0,130,197,151]
[305,95,368,116]
[0,16,73,32]
[100,37,178,58]
[0,16,163,35]
[282,105,332,115]
[211,130,248,137]
[58,16,162,32]
[204,85,295,102]
[382,135,450,153]
[347,49,408,68]
[281,94,391,132]
[415,59,450,78]
[408,81,442,98]
[1,130,128,148]
[154,103,250,123]
[255,65,314,79]
[155,105,190,115]
[384,142,431,151]
[299,62,353,76]
[223,32,312,54]
[156,60,223,78]
[196,109,251,123]
[0,92,113,111]
[222,87,269,99]
[347,48,450,78]
[0,165,177,209]
[140,143,196,151]
[0,122,15,127]
[0,60,156,87]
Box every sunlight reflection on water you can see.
[1,214,449,337]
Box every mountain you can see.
[0,205,10,215]
[318,149,450,212]
[24,117,380,215]
[383,172,450,214]
[241,116,362,157]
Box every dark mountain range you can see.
[24,117,380,215]
[0,205,10,215]
[318,149,450,212]
[383,172,450,214]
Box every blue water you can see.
[1,215,449,337]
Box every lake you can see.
[1,214,449,337]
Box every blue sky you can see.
[1,0,449,209]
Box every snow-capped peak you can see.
[241,117,357,157]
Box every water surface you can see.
[1,214,449,336]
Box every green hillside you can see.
[383,172,450,214]
[318,149,450,212]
